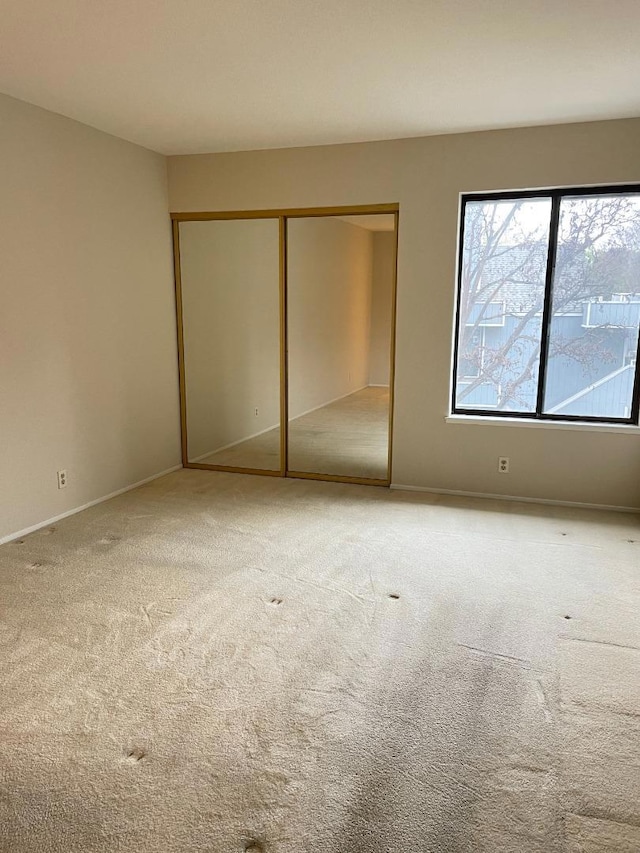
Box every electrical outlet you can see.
[254,407,259,417]
[498,457,510,474]
[57,469,68,489]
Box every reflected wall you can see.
[286,215,393,480]
[179,218,281,471]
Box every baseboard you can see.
[194,386,374,462]
[289,384,369,421]
[0,464,183,546]
[368,383,390,388]
[191,421,280,462]
[389,483,640,514]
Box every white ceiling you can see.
[1,1,640,156]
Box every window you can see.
[459,328,484,379]
[452,186,640,424]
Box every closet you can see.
[173,205,398,485]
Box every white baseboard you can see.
[0,464,183,546]
[368,383,390,388]
[191,421,280,462]
[289,384,369,421]
[390,483,640,514]
[194,385,374,462]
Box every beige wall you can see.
[0,93,180,541]
[288,217,372,417]
[368,231,395,386]
[168,118,640,508]
[179,219,280,461]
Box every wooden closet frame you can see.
[171,203,399,487]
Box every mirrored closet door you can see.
[177,218,282,474]
[286,214,397,483]
[173,206,397,486]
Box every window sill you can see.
[445,415,640,435]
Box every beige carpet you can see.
[198,386,389,480]
[1,469,639,852]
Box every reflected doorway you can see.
[286,214,396,483]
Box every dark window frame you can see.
[451,184,640,426]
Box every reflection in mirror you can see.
[287,214,395,480]
[179,219,280,471]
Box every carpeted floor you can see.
[0,469,639,852]
[197,386,389,480]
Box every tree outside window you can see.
[453,188,640,422]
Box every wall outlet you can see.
[498,457,510,474]
[57,469,68,489]
[254,407,259,417]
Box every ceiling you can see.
[1,1,640,156]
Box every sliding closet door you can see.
[286,215,395,482]
[178,219,281,473]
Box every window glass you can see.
[455,197,552,412]
[543,195,640,419]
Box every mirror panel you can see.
[286,215,395,480]
[179,219,281,471]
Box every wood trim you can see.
[171,203,400,488]
[286,471,388,487]
[386,210,400,487]
[279,216,288,477]
[185,462,282,476]
[171,203,399,222]
[172,220,189,466]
